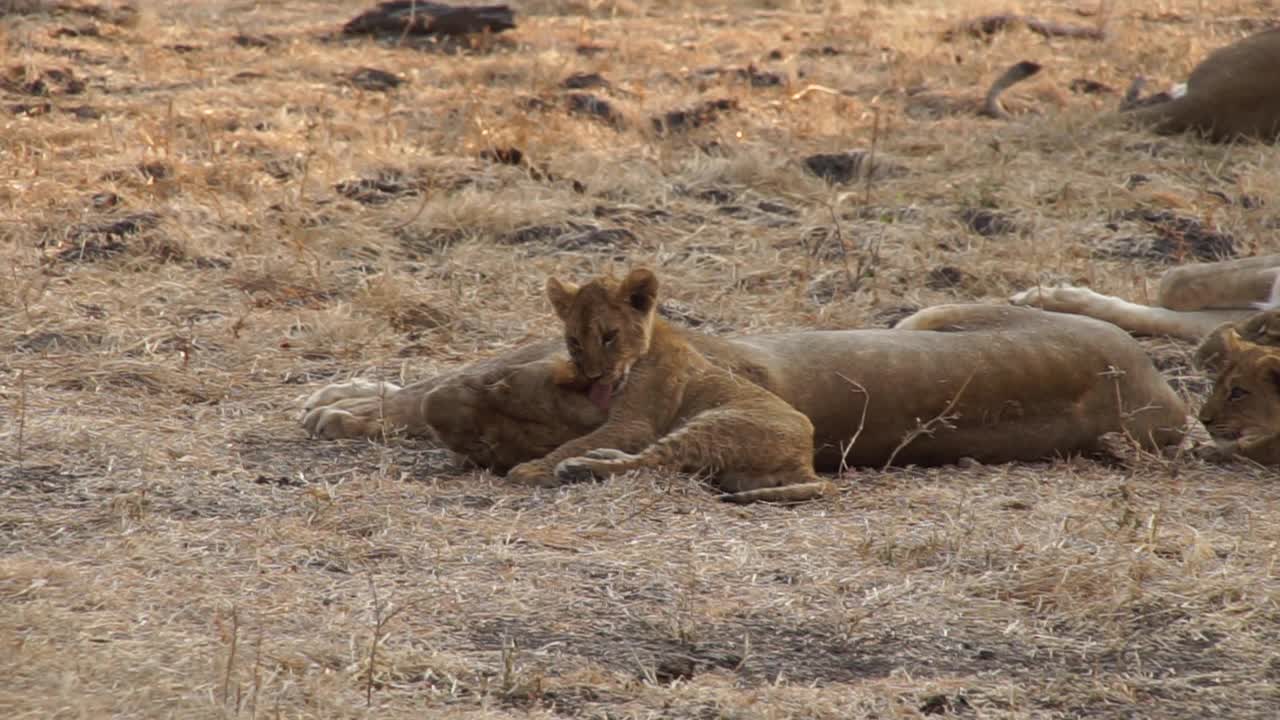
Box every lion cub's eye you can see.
[602,330,618,346]
[567,338,582,354]
[1229,387,1248,401]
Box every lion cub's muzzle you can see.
[586,368,630,411]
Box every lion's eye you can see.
[567,338,582,354]
[1229,387,1248,401]
[602,330,618,346]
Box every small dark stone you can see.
[1069,77,1113,95]
[1125,173,1150,189]
[232,33,279,48]
[803,151,870,184]
[652,98,737,134]
[479,147,523,165]
[959,208,1017,236]
[348,67,402,91]
[926,265,969,289]
[562,72,609,90]
[566,93,624,128]
[342,1,515,38]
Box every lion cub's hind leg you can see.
[554,403,834,503]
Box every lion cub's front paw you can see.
[556,449,638,484]
[506,461,561,488]
[582,448,632,461]
[554,457,601,484]
[1190,441,1237,462]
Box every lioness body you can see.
[303,304,1188,477]
[1012,256,1280,464]
[1123,28,1280,141]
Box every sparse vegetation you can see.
[2,1,1279,718]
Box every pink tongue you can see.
[588,381,612,411]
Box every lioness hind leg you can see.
[300,380,410,440]
[300,379,402,412]
[1010,285,1248,341]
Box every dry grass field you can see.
[4,0,1280,717]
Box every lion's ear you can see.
[1260,353,1280,395]
[1194,322,1236,372]
[1224,329,1248,355]
[546,277,578,321]
[1239,310,1280,347]
[618,268,659,314]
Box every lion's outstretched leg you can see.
[553,404,831,503]
[300,375,454,440]
[1010,285,1249,341]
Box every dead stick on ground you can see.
[864,106,880,207]
[221,605,240,707]
[835,373,869,475]
[16,368,26,477]
[882,372,975,471]
[366,574,407,707]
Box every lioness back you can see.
[720,305,1187,468]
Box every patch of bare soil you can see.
[3,1,1280,718]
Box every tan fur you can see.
[1011,254,1280,342]
[1196,326,1280,464]
[504,268,833,503]
[986,29,1280,142]
[1012,258,1280,464]
[303,300,1189,491]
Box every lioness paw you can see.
[1009,285,1101,313]
[302,406,370,439]
[300,380,401,412]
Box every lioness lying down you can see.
[1013,255,1280,464]
[987,28,1280,142]
[304,280,1189,497]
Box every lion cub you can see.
[1196,313,1280,465]
[503,268,835,503]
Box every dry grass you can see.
[3,0,1280,717]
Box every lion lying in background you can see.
[303,294,1189,490]
[985,28,1280,142]
[1013,255,1280,464]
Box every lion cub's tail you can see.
[719,480,838,504]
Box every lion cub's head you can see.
[545,268,660,410]
[1198,327,1280,447]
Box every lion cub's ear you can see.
[546,277,578,321]
[1260,353,1280,395]
[618,268,659,313]
[1239,309,1280,347]
[1196,324,1246,371]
